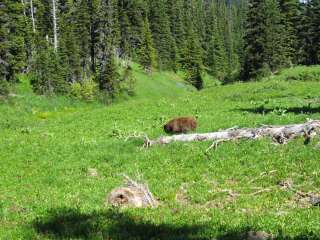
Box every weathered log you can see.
[144,120,320,148]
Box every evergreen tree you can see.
[97,0,121,98]
[310,0,320,64]
[31,36,67,95]
[0,0,10,95]
[205,1,228,79]
[138,17,157,72]
[166,0,185,68]
[58,1,82,82]
[7,1,27,82]
[241,0,266,80]
[279,0,300,64]
[207,30,228,80]
[148,0,176,70]
[118,3,131,58]
[74,0,92,75]
[263,0,289,71]
[97,52,120,98]
[118,0,146,59]
[183,26,203,90]
[241,0,288,80]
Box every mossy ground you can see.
[1,66,320,239]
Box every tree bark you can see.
[52,0,58,51]
[144,120,320,147]
[30,0,36,33]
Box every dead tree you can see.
[144,120,320,148]
[30,0,36,33]
[51,0,58,51]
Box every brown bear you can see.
[163,117,197,134]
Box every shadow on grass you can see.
[237,105,320,115]
[33,208,210,240]
[33,207,320,240]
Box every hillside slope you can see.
[1,66,320,239]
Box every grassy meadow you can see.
[1,65,320,239]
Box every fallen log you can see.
[144,120,320,148]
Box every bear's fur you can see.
[163,117,197,134]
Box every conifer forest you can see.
[1,0,319,97]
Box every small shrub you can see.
[69,77,98,102]
[120,66,136,96]
[279,66,320,82]
[69,82,82,100]
[0,80,10,97]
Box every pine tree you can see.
[183,26,203,90]
[96,0,121,98]
[97,52,120,98]
[31,35,67,95]
[54,1,82,83]
[263,0,289,71]
[7,1,27,82]
[241,0,266,80]
[118,0,146,59]
[0,0,10,96]
[166,0,185,68]
[207,30,228,80]
[279,0,300,65]
[74,0,91,75]
[310,0,320,64]
[148,0,176,70]
[205,1,228,80]
[138,17,157,72]
[241,0,288,80]
[118,3,131,58]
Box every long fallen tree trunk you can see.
[144,120,320,148]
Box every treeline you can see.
[242,0,320,80]
[0,0,245,98]
[0,0,320,99]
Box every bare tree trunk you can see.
[30,0,36,33]
[21,0,26,16]
[144,120,320,148]
[52,0,58,51]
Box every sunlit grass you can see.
[0,66,320,239]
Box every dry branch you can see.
[144,120,320,148]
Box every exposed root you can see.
[107,175,158,208]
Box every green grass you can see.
[1,66,320,239]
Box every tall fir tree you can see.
[309,0,320,64]
[138,17,157,72]
[0,0,10,95]
[58,4,82,83]
[166,0,185,69]
[241,0,289,80]
[7,1,27,82]
[263,0,289,71]
[205,1,228,80]
[241,0,266,80]
[74,0,92,75]
[97,0,121,97]
[148,0,176,70]
[279,0,300,64]
[31,35,67,95]
[183,25,203,90]
[118,0,146,59]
